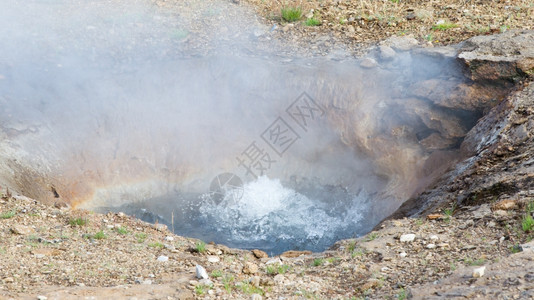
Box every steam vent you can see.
[1,0,534,298]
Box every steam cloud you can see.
[0,0,475,252]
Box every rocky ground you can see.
[1,0,534,299]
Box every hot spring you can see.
[0,0,487,255]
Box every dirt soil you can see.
[1,0,534,299]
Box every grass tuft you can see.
[432,22,458,31]
[281,7,302,22]
[195,241,206,253]
[1,210,16,219]
[304,17,321,26]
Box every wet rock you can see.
[379,45,396,61]
[458,30,534,82]
[400,234,416,242]
[360,58,378,68]
[251,249,268,259]
[195,265,209,279]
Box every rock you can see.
[199,278,213,286]
[427,214,444,220]
[164,236,174,242]
[243,262,259,274]
[379,45,396,61]
[37,296,48,300]
[473,266,486,278]
[400,234,416,242]
[458,30,534,82]
[472,204,491,219]
[249,276,260,287]
[10,225,35,235]
[347,25,355,33]
[250,294,262,300]
[3,277,14,283]
[251,249,268,259]
[280,250,312,258]
[380,35,419,51]
[32,248,61,257]
[429,235,439,241]
[265,258,282,265]
[196,265,209,279]
[273,274,285,284]
[152,223,167,232]
[207,255,220,263]
[426,243,436,249]
[399,252,407,258]
[492,199,520,210]
[361,278,380,290]
[520,241,534,252]
[142,279,152,285]
[360,58,378,69]
[157,255,169,262]
[282,23,294,32]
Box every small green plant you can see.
[312,258,324,267]
[195,284,211,295]
[415,218,424,226]
[510,244,522,254]
[69,217,87,226]
[1,210,16,219]
[222,275,234,293]
[432,22,458,31]
[347,240,356,252]
[365,232,378,241]
[195,241,206,253]
[93,230,107,240]
[211,269,223,278]
[304,17,321,26]
[449,261,457,271]
[522,214,534,232]
[464,258,486,266]
[266,263,289,274]
[148,242,164,249]
[326,257,338,264]
[115,226,129,235]
[424,33,433,42]
[135,233,147,243]
[352,249,365,258]
[237,281,264,295]
[281,7,302,22]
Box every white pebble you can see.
[473,266,485,278]
[157,255,169,262]
[400,234,416,242]
[196,265,209,279]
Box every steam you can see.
[0,0,475,252]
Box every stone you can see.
[196,265,209,279]
[520,241,534,252]
[250,294,262,300]
[472,204,491,219]
[10,225,34,235]
[207,255,220,263]
[199,278,213,286]
[273,274,285,284]
[426,243,436,249]
[427,214,444,220]
[473,266,486,278]
[280,250,312,258]
[360,58,378,69]
[379,45,396,61]
[243,262,259,274]
[249,276,261,287]
[251,249,268,259]
[429,235,439,241]
[492,199,520,211]
[400,234,416,242]
[37,296,48,300]
[152,223,167,231]
[164,236,174,242]
[380,35,419,51]
[399,252,407,258]
[157,255,169,262]
[458,30,534,82]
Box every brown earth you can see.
[1,0,534,299]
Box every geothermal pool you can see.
[0,0,484,254]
